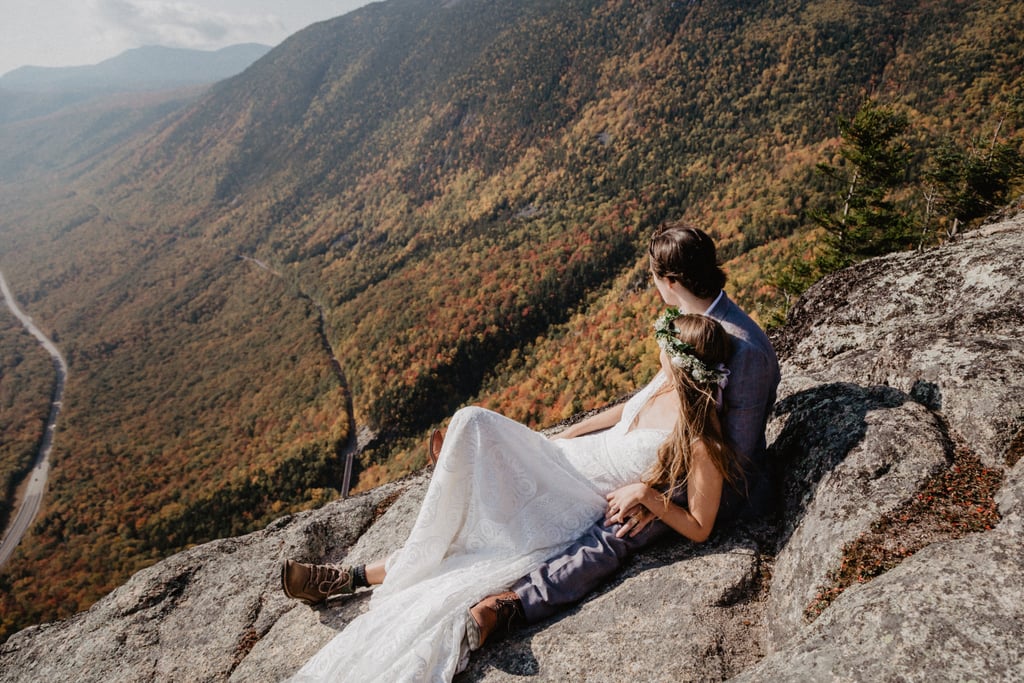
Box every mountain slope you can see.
[0,89,199,179]
[0,43,274,177]
[0,0,1021,641]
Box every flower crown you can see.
[653,308,730,387]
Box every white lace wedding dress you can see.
[291,372,671,682]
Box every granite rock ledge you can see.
[2,210,1023,682]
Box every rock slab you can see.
[2,211,1023,681]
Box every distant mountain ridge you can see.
[0,43,273,155]
[0,44,272,93]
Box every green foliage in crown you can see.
[653,308,730,387]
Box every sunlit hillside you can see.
[0,0,1021,640]
[0,317,53,531]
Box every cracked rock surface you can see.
[2,210,1023,681]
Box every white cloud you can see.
[0,1,371,76]
[87,0,287,50]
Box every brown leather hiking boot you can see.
[281,559,356,605]
[468,590,522,650]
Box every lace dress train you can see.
[291,373,670,682]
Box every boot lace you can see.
[310,564,351,596]
[493,595,522,629]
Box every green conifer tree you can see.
[812,100,916,272]
[923,112,1024,240]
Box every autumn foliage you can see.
[1,0,1022,642]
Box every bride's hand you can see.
[604,483,655,538]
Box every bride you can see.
[284,311,737,682]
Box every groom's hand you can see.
[615,508,653,538]
[604,484,655,538]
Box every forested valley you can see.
[0,0,1021,641]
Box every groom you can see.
[469,222,781,642]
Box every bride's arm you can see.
[604,442,723,543]
[549,403,625,439]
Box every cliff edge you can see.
[2,209,1022,681]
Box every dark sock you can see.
[352,564,369,589]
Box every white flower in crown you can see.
[653,308,730,387]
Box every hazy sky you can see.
[0,0,377,77]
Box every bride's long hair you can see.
[645,314,738,501]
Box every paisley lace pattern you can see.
[291,372,671,682]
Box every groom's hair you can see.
[648,221,727,299]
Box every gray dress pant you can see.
[512,518,669,623]
[510,476,762,623]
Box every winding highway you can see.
[0,269,67,568]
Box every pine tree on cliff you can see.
[922,106,1024,241]
[769,100,917,317]
[812,99,916,273]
